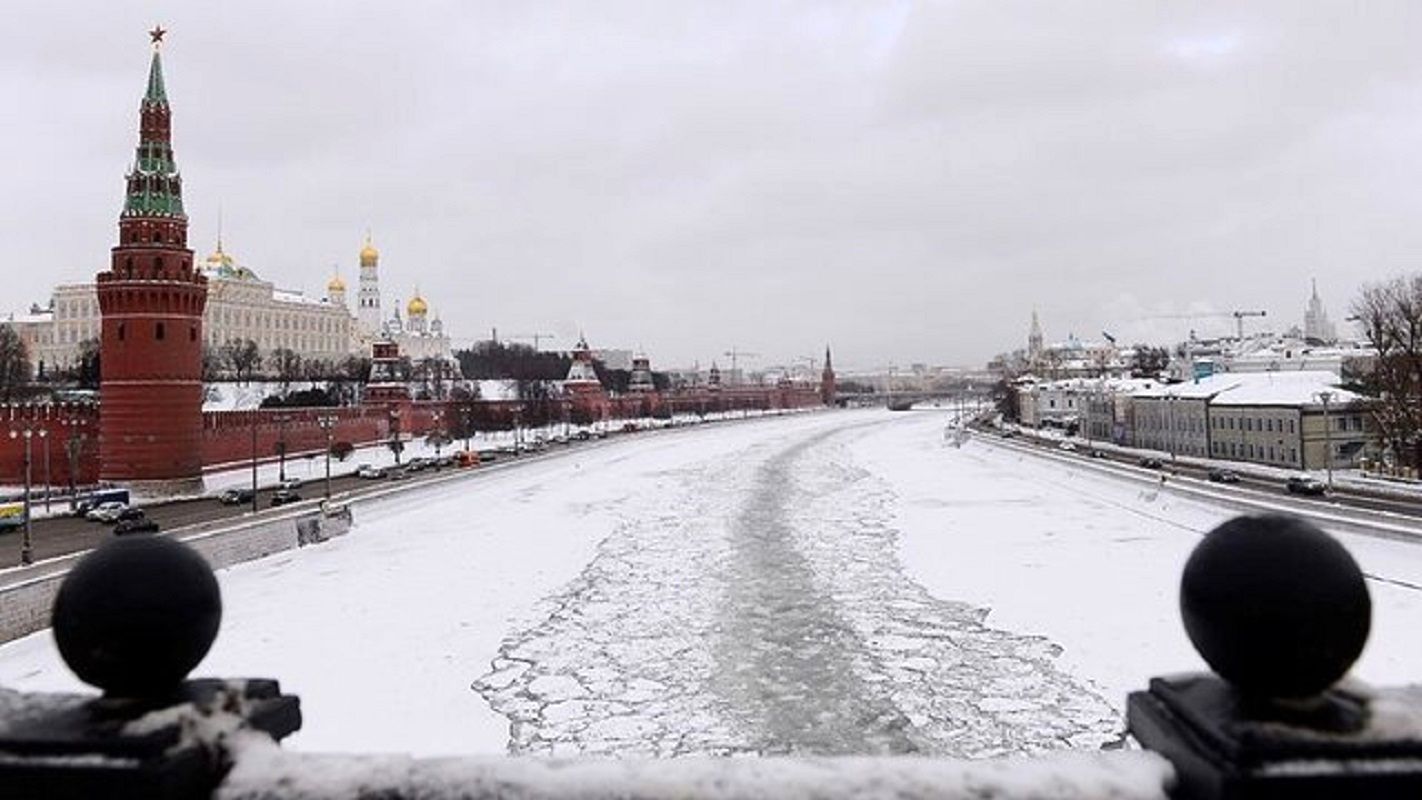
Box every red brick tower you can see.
[96,30,208,491]
[821,345,837,406]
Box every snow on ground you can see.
[1,409,1419,761]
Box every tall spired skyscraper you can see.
[96,28,209,490]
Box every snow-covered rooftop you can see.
[272,290,328,307]
[1133,374,1243,400]
[1209,371,1361,407]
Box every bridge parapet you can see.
[1,514,1419,798]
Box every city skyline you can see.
[2,3,1419,369]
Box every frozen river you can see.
[1,409,1419,757]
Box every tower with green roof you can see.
[95,28,209,491]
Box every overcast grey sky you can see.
[4,2,1421,370]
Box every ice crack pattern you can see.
[472,422,1121,756]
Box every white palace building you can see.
[6,235,456,375]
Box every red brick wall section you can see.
[2,388,827,489]
[0,404,101,488]
[200,408,389,470]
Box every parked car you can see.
[387,467,409,481]
[356,464,385,479]
[1137,457,1164,469]
[278,478,302,491]
[1088,450,1109,459]
[74,488,132,517]
[476,450,498,463]
[270,489,303,506]
[573,430,593,441]
[86,501,129,522]
[622,423,639,433]
[113,516,160,536]
[454,450,480,468]
[406,457,429,472]
[1057,441,1077,452]
[1207,468,1241,484]
[1286,475,1328,496]
[219,488,256,505]
[434,454,454,468]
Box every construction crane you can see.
[723,348,760,384]
[506,333,558,350]
[1229,310,1266,340]
[1135,310,1267,340]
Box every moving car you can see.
[1137,457,1164,469]
[1207,468,1241,484]
[1286,475,1328,496]
[86,501,129,522]
[115,506,147,522]
[270,488,303,506]
[219,488,257,505]
[113,516,160,536]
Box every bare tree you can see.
[202,344,224,381]
[268,348,303,390]
[221,338,262,384]
[1352,274,1422,470]
[75,337,101,389]
[0,325,31,402]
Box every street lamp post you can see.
[249,412,259,513]
[430,410,444,469]
[42,431,51,513]
[1166,393,1178,463]
[275,414,291,482]
[1317,390,1335,492]
[388,409,403,465]
[8,426,46,566]
[63,425,86,513]
[316,414,338,503]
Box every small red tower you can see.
[96,30,209,491]
[820,345,837,406]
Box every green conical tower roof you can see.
[145,50,167,105]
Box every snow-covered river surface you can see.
[2,409,1419,758]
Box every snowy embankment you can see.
[0,409,1417,762]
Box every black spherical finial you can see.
[52,536,222,697]
[1181,514,1370,698]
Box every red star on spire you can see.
[149,26,167,46]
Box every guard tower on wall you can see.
[96,30,209,493]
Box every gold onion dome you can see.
[327,274,346,292]
[206,242,234,268]
[359,237,379,267]
[407,293,428,316]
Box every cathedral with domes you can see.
[325,236,459,372]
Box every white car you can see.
[86,501,128,522]
[1057,441,1077,452]
[356,464,384,479]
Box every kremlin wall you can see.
[1,36,834,495]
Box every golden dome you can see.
[407,293,428,316]
[327,274,346,292]
[205,240,233,268]
[359,235,379,267]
